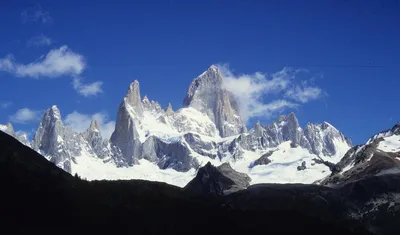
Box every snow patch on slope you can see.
[248,142,331,184]
[71,151,196,187]
[377,135,400,153]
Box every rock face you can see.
[110,81,143,165]
[82,120,108,159]
[141,136,199,171]
[30,106,119,173]
[32,106,79,172]
[183,65,247,137]
[250,151,273,168]
[235,113,351,157]
[184,162,251,196]
[304,122,352,157]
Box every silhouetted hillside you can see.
[0,131,371,234]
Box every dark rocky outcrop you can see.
[251,151,273,167]
[184,162,251,196]
[297,161,307,171]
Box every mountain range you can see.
[2,65,400,234]
[1,65,355,186]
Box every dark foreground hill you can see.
[0,131,374,234]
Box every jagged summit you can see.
[391,122,400,135]
[0,122,30,146]
[278,112,298,123]
[88,120,100,132]
[124,80,143,116]
[5,66,355,186]
[165,103,173,115]
[48,105,61,120]
[142,95,149,103]
[183,65,247,137]
[6,122,14,133]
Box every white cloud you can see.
[21,4,53,24]
[219,64,323,122]
[285,86,324,103]
[0,101,12,109]
[73,78,103,97]
[0,55,15,72]
[9,108,40,124]
[0,45,85,78]
[64,111,115,139]
[27,34,53,47]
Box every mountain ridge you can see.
[1,65,352,186]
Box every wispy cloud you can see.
[73,78,103,97]
[9,108,40,124]
[64,111,115,139]
[0,45,85,78]
[219,64,324,122]
[0,101,12,109]
[284,86,325,103]
[27,34,53,47]
[21,4,53,24]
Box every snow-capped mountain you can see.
[183,65,247,137]
[0,122,30,147]
[319,123,400,186]
[0,65,353,186]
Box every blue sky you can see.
[0,0,399,144]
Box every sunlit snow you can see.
[377,135,400,153]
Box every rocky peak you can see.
[89,120,100,132]
[142,95,150,104]
[183,65,223,109]
[278,112,299,126]
[392,123,400,135]
[82,119,106,158]
[124,80,143,117]
[182,65,247,137]
[110,81,145,164]
[252,121,263,137]
[5,122,14,134]
[83,119,101,142]
[277,112,302,146]
[184,162,251,196]
[32,106,63,150]
[0,122,30,147]
[321,121,336,131]
[165,103,173,115]
[49,105,62,122]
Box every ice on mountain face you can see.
[183,65,247,137]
